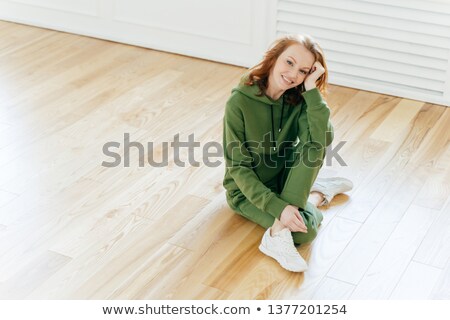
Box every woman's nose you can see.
[286,71,298,80]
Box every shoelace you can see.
[278,234,300,256]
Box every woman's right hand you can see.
[279,205,308,233]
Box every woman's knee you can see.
[292,227,318,245]
[235,202,275,230]
[291,206,322,245]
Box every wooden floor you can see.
[0,20,449,300]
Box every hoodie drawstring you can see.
[270,95,285,151]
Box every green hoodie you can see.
[222,72,334,220]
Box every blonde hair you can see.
[245,34,328,105]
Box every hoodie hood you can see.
[231,72,284,105]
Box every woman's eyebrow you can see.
[288,55,297,64]
[288,55,311,70]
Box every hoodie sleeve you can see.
[223,99,289,220]
[298,87,334,148]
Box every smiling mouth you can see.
[282,75,293,85]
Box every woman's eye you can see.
[287,60,293,66]
[300,70,307,74]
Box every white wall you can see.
[0,0,275,67]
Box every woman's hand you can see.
[304,61,325,90]
[279,205,308,233]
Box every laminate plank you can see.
[327,164,428,284]
[0,250,71,299]
[226,258,288,299]
[338,102,446,223]
[0,24,51,57]
[0,178,104,281]
[370,99,424,142]
[27,195,208,298]
[389,261,443,299]
[325,85,359,115]
[311,277,355,300]
[331,91,381,142]
[350,204,438,299]
[430,259,450,299]
[413,167,449,210]
[0,189,17,208]
[414,199,450,268]
[111,206,256,299]
[409,107,450,170]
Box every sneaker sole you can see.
[259,243,308,273]
[317,177,353,190]
[319,177,353,188]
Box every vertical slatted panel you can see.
[276,0,450,106]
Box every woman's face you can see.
[268,44,315,92]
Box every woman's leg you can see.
[275,144,326,244]
[234,194,324,246]
[232,144,326,245]
[290,202,323,245]
[279,144,325,210]
[271,193,323,235]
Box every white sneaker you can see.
[310,177,353,206]
[259,228,308,272]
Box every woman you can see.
[222,34,353,272]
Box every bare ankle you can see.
[308,191,324,207]
[271,219,285,236]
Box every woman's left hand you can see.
[304,61,325,90]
